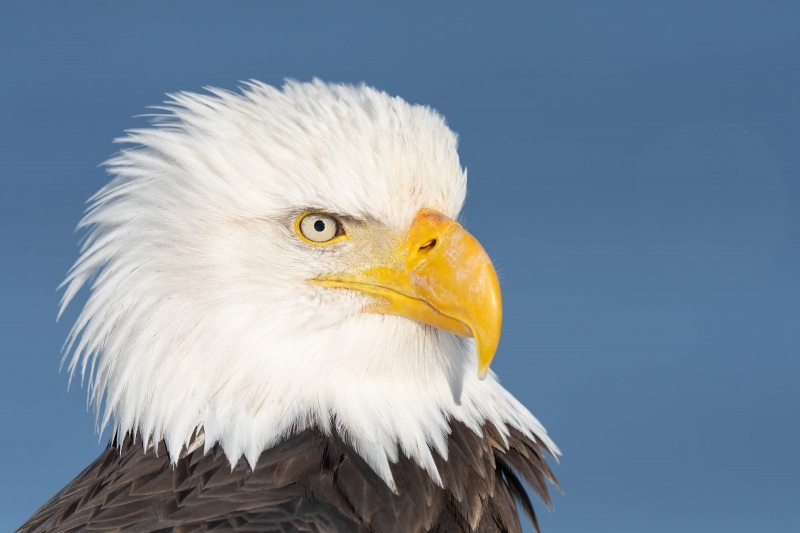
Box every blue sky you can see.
[1,2,798,532]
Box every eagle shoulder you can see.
[17,422,556,533]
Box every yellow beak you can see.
[314,208,502,379]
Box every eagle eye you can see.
[296,213,344,244]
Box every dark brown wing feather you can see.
[17,421,558,533]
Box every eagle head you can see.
[60,79,557,488]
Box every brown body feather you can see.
[18,421,557,533]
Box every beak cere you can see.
[315,208,502,379]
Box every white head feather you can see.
[60,79,557,488]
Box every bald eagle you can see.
[18,80,559,533]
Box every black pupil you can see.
[314,219,326,232]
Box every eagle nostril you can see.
[418,239,436,252]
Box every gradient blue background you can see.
[2,2,798,532]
